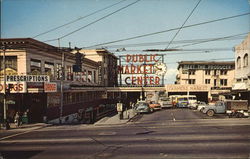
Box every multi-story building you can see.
[0,38,114,123]
[175,61,235,102]
[77,49,118,87]
[232,33,250,103]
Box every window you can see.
[56,64,62,80]
[205,79,210,84]
[0,56,17,71]
[205,70,210,75]
[214,79,217,87]
[188,79,195,84]
[237,56,241,68]
[45,62,54,77]
[220,79,228,86]
[188,70,195,75]
[220,70,227,75]
[214,70,219,75]
[243,53,248,67]
[236,79,241,82]
[30,59,41,74]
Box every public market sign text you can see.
[118,54,163,86]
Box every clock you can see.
[154,62,167,76]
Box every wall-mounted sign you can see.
[44,82,57,92]
[0,82,27,93]
[5,75,50,82]
[118,54,165,86]
[182,64,233,70]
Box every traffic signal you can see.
[73,51,83,72]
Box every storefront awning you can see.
[232,83,247,90]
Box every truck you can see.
[202,100,249,117]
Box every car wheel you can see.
[207,110,214,117]
[150,108,154,113]
[200,108,204,112]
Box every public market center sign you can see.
[118,54,166,86]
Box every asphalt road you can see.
[1,108,250,159]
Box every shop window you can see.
[220,79,228,86]
[205,79,210,84]
[243,53,248,67]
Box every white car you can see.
[197,102,209,111]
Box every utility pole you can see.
[58,39,64,124]
[1,45,9,129]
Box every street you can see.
[1,109,250,159]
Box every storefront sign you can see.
[0,82,27,93]
[183,64,233,70]
[166,84,209,92]
[44,82,57,92]
[6,75,50,82]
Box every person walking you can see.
[14,112,20,127]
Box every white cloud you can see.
[164,68,178,84]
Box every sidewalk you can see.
[94,109,137,126]
[0,123,50,131]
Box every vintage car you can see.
[135,101,152,113]
[149,101,162,111]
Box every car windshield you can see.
[178,98,188,101]
[188,97,197,100]
[162,97,170,101]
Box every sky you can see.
[1,0,250,84]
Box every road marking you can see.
[0,126,45,141]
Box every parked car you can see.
[197,101,210,111]
[169,95,181,107]
[176,96,189,108]
[135,101,152,113]
[149,101,162,111]
[202,100,249,117]
[158,97,173,108]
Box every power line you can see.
[44,0,141,43]
[166,0,202,49]
[170,32,249,49]
[84,12,250,48]
[33,0,128,38]
[98,34,246,48]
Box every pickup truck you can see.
[202,100,249,117]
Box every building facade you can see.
[175,61,235,102]
[232,33,250,103]
[0,38,115,123]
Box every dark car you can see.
[135,101,153,113]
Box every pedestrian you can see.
[14,112,20,127]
